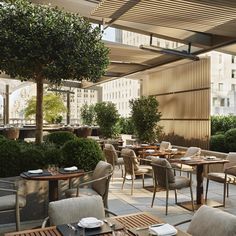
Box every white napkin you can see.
[79,217,103,228]
[180,157,191,161]
[170,148,178,152]
[149,223,177,236]
[64,166,78,171]
[28,169,43,174]
[146,149,155,153]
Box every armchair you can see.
[65,161,113,208]
[0,180,26,231]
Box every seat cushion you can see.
[207,172,236,183]
[171,163,193,171]
[187,205,236,236]
[49,195,105,226]
[135,165,152,175]
[169,176,190,190]
[0,194,26,211]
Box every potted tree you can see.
[0,0,109,144]
[129,96,162,143]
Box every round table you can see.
[20,170,84,202]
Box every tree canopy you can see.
[0,0,109,143]
[25,93,66,124]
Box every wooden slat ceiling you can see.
[92,0,236,37]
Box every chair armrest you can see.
[79,172,113,187]
[0,180,16,185]
[173,219,191,227]
[41,216,49,228]
[0,187,17,193]
[105,208,117,216]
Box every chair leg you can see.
[142,174,145,188]
[122,172,126,190]
[227,183,229,197]
[15,208,20,231]
[166,189,169,215]
[131,175,134,195]
[151,185,157,207]
[223,181,227,207]
[174,189,177,204]
[190,186,194,212]
[205,178,209,202]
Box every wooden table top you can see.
[5,212,190,236]
[20,170,84,181]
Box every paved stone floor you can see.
[1,167,236,235]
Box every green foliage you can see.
[44,131,77,147]
[129,96,162,143]
[94,102,120,138]
[61,138,104,171]
[117,117,135,134]
[0,0,109,83]
[225,128,236,152]
[211,115,236,135]
[25,93,66,123]
[0,140,21,177]
[19,147,45,172]
[80,103,95,126]
[210,134,227,152]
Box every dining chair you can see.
[65,161,113,208]
[42,195,108,226]
[103,143,124,178]
[159,141,172,151]
[121,148,152,195]
[205,152,236,207]
[0,180,26,231]
[172,146,201,174]
[175,205,236,236]
[151,158,194,215]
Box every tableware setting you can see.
[78,217,104,228]
[28,169,43,174]
[149,223,177,236]
[180,157,191,161]
[204,156,217,160]
[146,149,155,153]
[64,166,78,172]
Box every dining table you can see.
[20,169,84,202]
[4,212,190,236]
[169,156,228,210]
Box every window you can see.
[231,84,236,91]
[232,56,236,64]
[218,83,223,91]
[227,98,230,107]
[220,98,225,107]
[212,98,217,106]
[232,69,236,78]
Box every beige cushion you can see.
[207,172,236,183]
[187,205,236,236]
[224,152,236,172]
[117,157,124,165]
[49,195,105,226]
[135,165,152,175]
[92,161,112,196]
[169,176,190,190]
[159,141,171,151]
[151,158,175,183]
[184,147,201,157]
[0,195,26,211]
[121,148,139,171]
[171,163,193,171]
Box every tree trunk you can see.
[35,78,44,144]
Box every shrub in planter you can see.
[0,140,21,177]
[210,134,227,152]
[43,147,63,167]
[20,147,45,172]
[61,138,104,171]
[44,131,76,147]
[225,128,236,151]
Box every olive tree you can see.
[0,0,109,143]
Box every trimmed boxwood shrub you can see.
[61,138,104,171]
[225,128,236,152]
[43,147,62,167]
[210,134,227,152]
[44,131,76,147]
[20,147,45,172]
[0,139,21,177]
